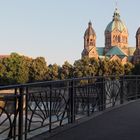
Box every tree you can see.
[47,64,60,80]
[124,62,133,75]
[98,58,110,76]
[132,62,140,75]
[1,53,30,84]
[29,57,48,82]
[108,60,124,76]
[59,61,73,80]
[73,57,99,78]
[0,59,6,84]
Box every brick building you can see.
[82,8,140,64]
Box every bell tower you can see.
[133,27,140,63]
[82,21,98,59]
[104,8,129,55]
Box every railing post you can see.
[99,77,106,111]
[13,88,18,140]
[18,87,24,140]
[136,76,138,99]
[87,79,90,116]
[49,84,52,132]
[69,79,75,123]
[120,76,124,104]
[24,87,28,140]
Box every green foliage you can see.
[59,61,73,80]
[0,52,137,85]
[29,57,48,82]
[98,58,110,76]
[47,64,60,80]
[0,53,49,85]
[132,62,140,75]
[124,62,134,75]
[1,53,30,84]
[108,60,124,76]
[73,57,99,78]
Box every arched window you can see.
[113,35,115,42]
[118,36,120,42]
[126,37,127,43]
[90,42,93,46]
[115,36,118,42]
[122,36,125,42]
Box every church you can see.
[82,8,140,64]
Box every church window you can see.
[90,42,93,46]
[122,36,125,42]
[115,36,118,42]
[118,36,120,42]
[113,35,115,42]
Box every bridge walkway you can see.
[31,100,140,140]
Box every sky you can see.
[0,0,140,65]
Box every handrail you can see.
[0,75,140,139]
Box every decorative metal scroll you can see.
[0,95,19,140]
[0,76,140,139]
[75,80,100,118]
[27,86,70,134]
[105,78,121,107]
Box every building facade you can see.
[82,8,140,64]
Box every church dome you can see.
[105,8,128,33]
[136,27,140,35]
[84,21,96,37]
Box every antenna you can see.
[115,0,118,9]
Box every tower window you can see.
[115,36,118,42]
[118,36,120,42]
[90,42,93,46]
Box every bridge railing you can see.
[0,75,140,140]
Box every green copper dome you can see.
[105,8,128,33]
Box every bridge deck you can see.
[30,100,140,140]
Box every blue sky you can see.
[0,0,139,65]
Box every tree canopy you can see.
[0,53,138,85]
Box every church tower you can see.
[82,21,98,59]
[133,27,140,63]
[104,8,129,55]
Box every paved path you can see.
[31,100,140,140]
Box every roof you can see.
[105,8,128,33]
[96,46,135,58]
[97,47,104,56]
[105,46,126,56]
[136,27,140,35]
[84,22,96,37]
[0,55,9,59]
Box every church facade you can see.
[82,8,140,64]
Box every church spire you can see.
[113,8,120,20]
[88,21,92,27]
[82,21,98,59]
[84,21,96,37]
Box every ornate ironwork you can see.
[0,76,140,139]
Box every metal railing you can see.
[0,75,140,140]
